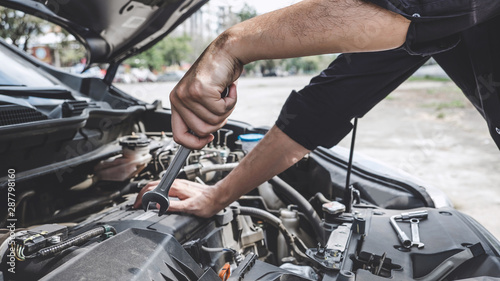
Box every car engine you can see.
[1,127,500,281]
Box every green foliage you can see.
[0,7,42,51]
[408,76,451,82]
[162,35,193,65]
[421,99,466,110]
[1,7,85,67]
[233,4,337,76]
[250,55,336,76]
[58,45,86,67]
[237,4,257,21]
[125,35,192,71]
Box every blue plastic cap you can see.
[238,133,264,142]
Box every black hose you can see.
[239,206,282,228]
[31,225,116,258]
[312,192,331,205]
[269,176,325,244]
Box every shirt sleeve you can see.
[275,48,429,150]
[364,0,500,56]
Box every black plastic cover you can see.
[39,228,219,280]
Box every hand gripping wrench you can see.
[410,218,424,248]
[142,87,229,216]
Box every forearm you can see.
[213,126,310,207]
[218,0,410,64]
[169,0,410,149]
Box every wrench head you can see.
[142,191,170,216]
[412,242,425,249]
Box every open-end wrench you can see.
[142,145,191,216]
[141,87,229,216]
[390,210,428,248]
[410,218,424,248]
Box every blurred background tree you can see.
[0,7,42,51]
[0,4,334,74]
[125,35,192,71]
[232,4,335,76]
[1,7,85,67]
[237,3,257,21]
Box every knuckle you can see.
[172,135,183,144]
[213,107,227,117]
[226,102,236,112]
[196,127,212,137]
[170,86,183,101]
[205,115,222,126]
[169,93,177,105]
[186,83,204,101]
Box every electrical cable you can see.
[26,225,116,259]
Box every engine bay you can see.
[1,128,500,280]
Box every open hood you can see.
[0,0,207,65]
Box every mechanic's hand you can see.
[133,179,225,218]
[169,37,241,149]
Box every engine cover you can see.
[40,228,220,280]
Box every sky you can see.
[209,0,300,15]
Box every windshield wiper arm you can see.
[0,87,74,99]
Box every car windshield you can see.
[0,45,55,87]
[0,7,89,83]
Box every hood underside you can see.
[1,0,207,65]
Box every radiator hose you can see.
[269,176,325,244]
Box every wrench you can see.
[410,218,424,249]
[390,215,412,248]
[141,87,229,216]
[390,210,428,248]
[142,145,191,216]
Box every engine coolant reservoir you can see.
[276,207,315,263]
[94,133,152,181]
[238,133,264,154]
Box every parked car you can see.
[130,67,157,82]
[156,70,186,82]
[0,1,499,280]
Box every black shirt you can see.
[275,1,500,151]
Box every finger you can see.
[133,181,159,209]
[195,83,237,116]
[171,83,237,126]
[133,187,148,209]
[173,104,222,137]
[187,85,237,124]
[167,199,189,214]
[221,82,237,113]
[168,199,213,218]
[168,179,201,200]
[171,94,230,135]
[171,105,214,149]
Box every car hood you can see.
[0,0,207,65]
